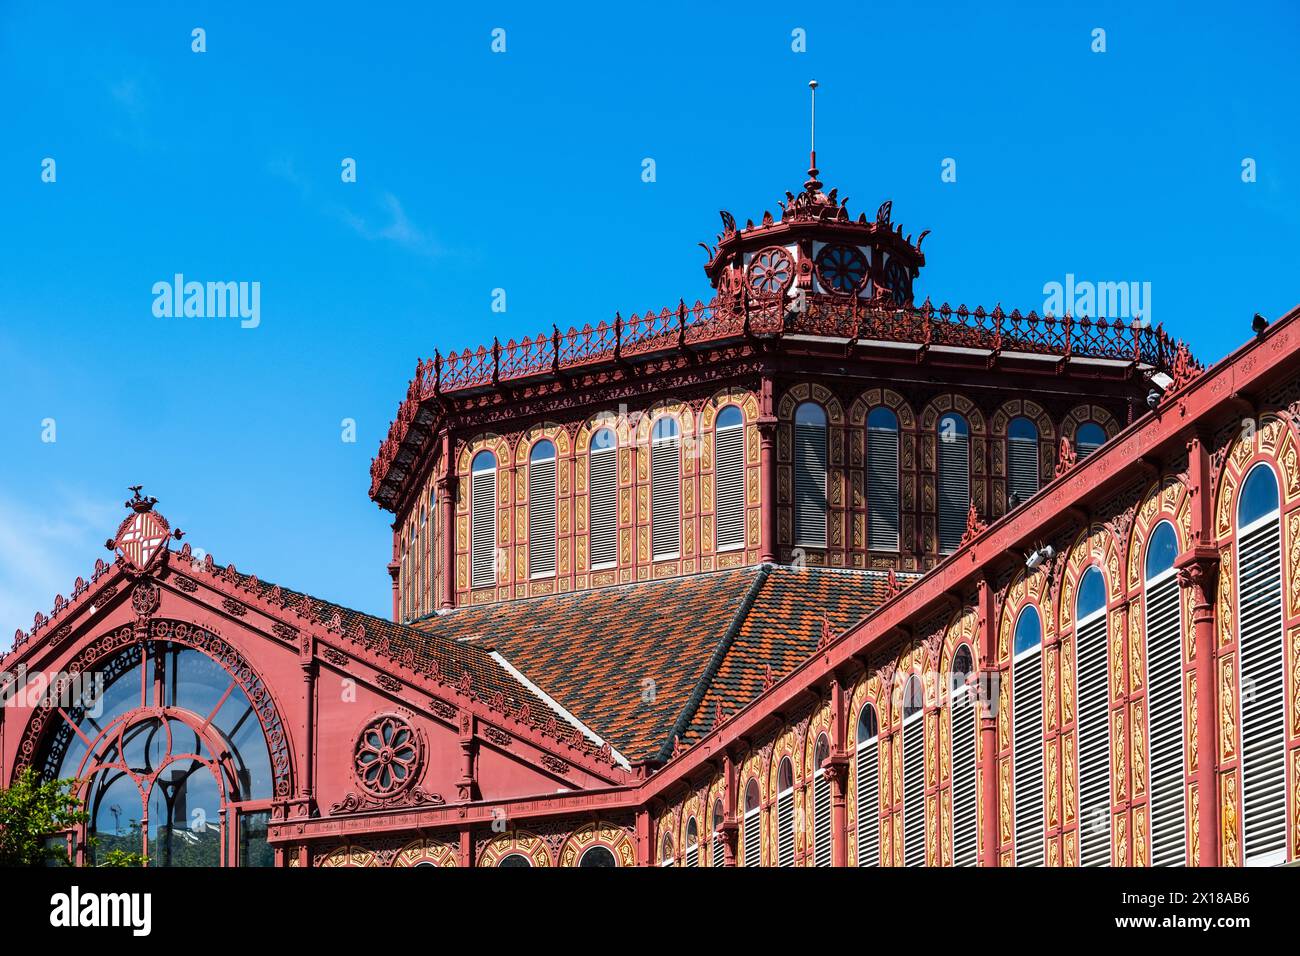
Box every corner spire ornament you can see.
[805,79,822,194]
[107,486,183,571]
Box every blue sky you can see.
[1,1,1296,632]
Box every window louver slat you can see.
[715,425,745,550]
[777,790,795,867]
[470,471,496,589]
[588,447,617,567]
[813,771,832,867]
[1238,518,1286,866]
[743,810,761,867]
[950,687,978,866]
[938,435,970,553]
[903,712,925,867]
[856,738,879,867]
[794,422,828,547]
[651,436,681,559]
[867,426,900,550]
[1013,649,1044,866]
[712,834,725,867]
[1145,572,1186,866]
[1008,437,1039,505]
[1076,613,1112,866]
[528,457,557,577]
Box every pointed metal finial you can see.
[805,80,822,193]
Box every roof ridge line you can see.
[652,563,773,763]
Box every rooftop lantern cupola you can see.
[702,80,928,309]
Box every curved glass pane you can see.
[951,645,974,693]
[814,734,830,767]
[579,846,617,867]
[147,762,222,867]
[472,450,496,472]
[717,405,743,429]
[867,407,898,431]
[1077,423,1106,448]
[686,817,698,844]
[778,757,794,791]
[87,770,143,863]
[530,439,556,462]
[1145,522,1178,579]
[796,402,827,426]
[745,778,761,811]
[1239,463,1280,527]
[591,427,616,451]
[1009,417,1037,441]
[857,703,879,742]
[902,675,924,719]
[498,853,531,867]
[939,412,969,438]
[1077,566,1106,622]
[1014,605,1043,655]
[652,416,679,441]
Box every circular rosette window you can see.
[354,714,423,797]
[884,259,913,306]
[746,246,795,296]
[815,244,868,294]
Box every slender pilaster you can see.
[758,373,778,564]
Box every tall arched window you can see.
[1013,605,1044,867]
[776,758,795,867]
[1236,463,1286,866]
[684,817,700,868]
[660,832,674,867]
[812,734,832,867]
[579,846,617,867]
[399,529,409,621]
[867,407,900,551]
[36,640,277,866]
[528,440,557,578]
[470,450,498,589]
[715,406,745,551]
[1075,565,1111,866]
[1076,422,1106,459]
[856,703,880,867]
[949,644,978,867]
[1143,520,1185,866]
[938,413,970,553]
[1007,417,1039,508]
[794,402,829,548]
[711,798,726,867]
[743,779,762,867]
[650,417,681,560]
[497,852,531,867]
[589,427,617,569]
[902,674,925,867]
[417,504,427,616]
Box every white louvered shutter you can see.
[588,446,617,568]
[712,832,725,867]
[867,424,900,550]
[715,423,745,550]
[938,432,970,553]
[743,808,761,867]
[685,831,699,868]
[903,710,925,867]
[794,420,828,547]
[950,686,978,867]
[528,455,557,578]
[777,788,795,866]
[1008,436,1039,505]
[813,770,832,867]
[1145,571,1186,866]
[651,431,681,559]
[1076,612,1112,866]
[856,736,879,866]
[1238,514,1287,865]
[1077,439,1102,459]
[1013,647,1044,866]
[470,470,496,589]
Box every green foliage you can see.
[0,769,88,867]
[97,847,147,868]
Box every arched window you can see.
[589,427,618,569]
[949,644,978,867]
[428,489,437,609]
[776,758,795,867]
[743,779,762,867]
[36,641,277,866]
[1075,565,1111,866]
[650,417,681,560]
[470,450,498,589]
[902,674,925,867]
[528,440,557,578]
[1144,520,1185,866]
[938,412,970,553]
[578,845,617,867]
[1076,422,1106,459]
[498,853,531,867]
[660,832,674,867]
[1013,605,1044,866]
[794,402,829,548]
[1236,463,1286,866]
[399,529,409,621]
[684,817,700,868]
[867,407,900,551]
[417,504,427,616]
[715,405,746,551]
[711,798,726,867]
[812,734,832,867]
[1007,417,1039,508]
[856,703,880,867]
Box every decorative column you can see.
[758,373,778,564]
[826,673,851,867]
[976,574,999,866]
[438,430,457,610]
[720,750,739,865]
[456,710,477,802]
[297,632,317,816]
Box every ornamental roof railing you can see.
[370,292,1194,504]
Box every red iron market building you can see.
[4,160,1299,868]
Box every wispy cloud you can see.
[0,488,119,640]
